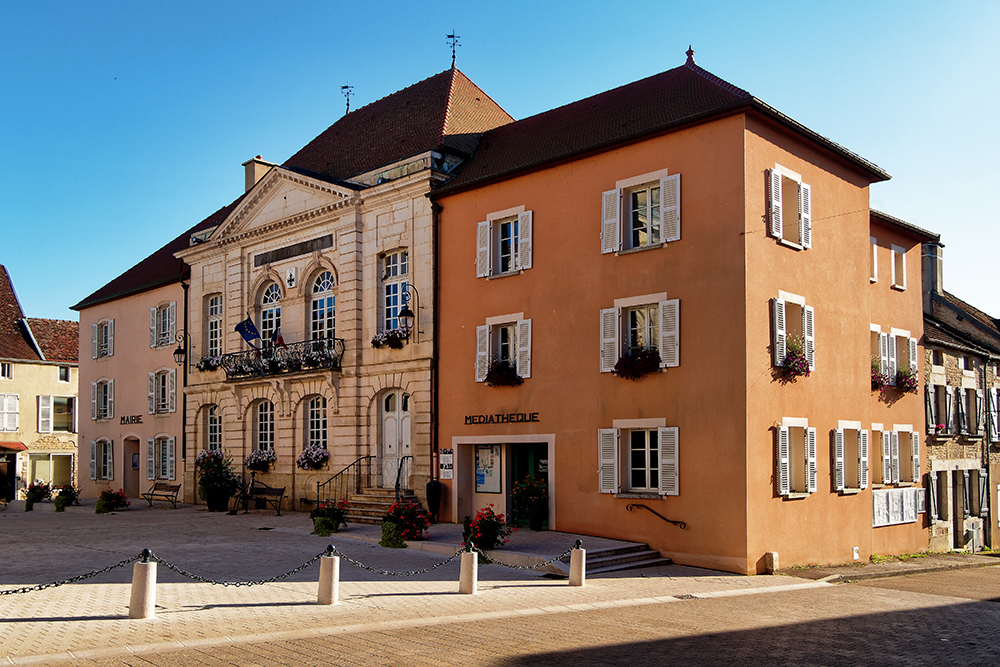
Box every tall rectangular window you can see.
[308,396,327,449]
[628,183,661,249]
[207,295,222,358]
[207,406,222,451]
[0,363,11,380]
[256,401,274,451]
[0,394,17,431]
[382,250,408,331]
[629,429,659,492]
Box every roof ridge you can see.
[683,54,751,99]
[439,68,458,147]
[348,69,453,119]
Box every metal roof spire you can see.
[686,45,696,65]
[447,31,461,68]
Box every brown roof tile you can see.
[25,318,79,363]
[0,265,41,362]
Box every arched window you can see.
[205,405,221,451]
[307,396,327,449]
[255,400,274,451]
[311,271,336,341]
[260,283,281,345]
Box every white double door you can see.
[380,390,411,489]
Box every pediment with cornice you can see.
[212,169,355,244]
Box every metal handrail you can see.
[317,455,375,507]
[394,455,413,503]
[626,503,686,529]
[218,337,345,381]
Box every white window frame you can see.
[206,405,222,451]
[260,283,282,345]
[308,396,328,449]
[0,362,10,380]
[870,236,878,283]
[833,421,869,492]
[0,393,18,431]
[477,206,533,277]
[91,379,114,421]
[147,369,177,415]
[601,169,680,254]
[768,164,812,250]
[600,294,679,372]
[772,291,814,371]
[255,400,274,451]
[777,417,816,496]
[91,438,113,481]
[381,250,408,332]
[310,271,336,341]
[149,302,177,348]
[890,244,907,290]
[206,294,223,358]
[476,313,531,382]
[891,426,919,484]
[92,319,114,359]
[988,388,999,443]
[146,435,176,481]
[598,421,678,496]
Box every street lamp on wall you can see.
[173,330,190,367]
[398,285,421,342]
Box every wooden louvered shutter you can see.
[929,472,939,520]
[957,389,968,434]
[90,441,97,480]
[107,319,114,356]
[91,382,98,420]
[882,431,892,484]
[598,428,618,493]
[600,308,619,373]
[859,430,869,489]
[168,369,177,413]
[990,389,999,442]
[107,380,114,419]
[601,189,620,254]
[908,337,918,373]
[772,299,786,366]
[777,427,790,496]
[147,438,155,480]
[167,437,176,481]
[38,395,52,433]
[658,300,679,368]
[517,211,532,270]
[150,307,157,347]
[925,385,935,432]
[806,427,817,493]
[911,432,920,484]
[977,390,985,435]
[799,182,812,248]
[769,169,783,239]
[167,302,176,341]
[475,325,489,383]
[946,387,955,432]
[803,305,815,371]
[979,469,989,517]
[476,221,490,277]
[890,432,900,484]
[516,319,531,379]
[879,332,889,376]
[661,174,681,243]
[148,373,156,414]
[833,429,845,491]
[887,335,897,382]
[91,323,98,359]
[107,439,113,481]
[658,426,678,496]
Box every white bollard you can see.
[459,551,478,594]
[317,555,340,605]
[569,548,586,587]
[128,555,157,619]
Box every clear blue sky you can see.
[3,1,998,320]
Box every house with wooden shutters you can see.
[432,50,930,574]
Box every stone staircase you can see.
[345,487,420,525]
[562,542,672,575]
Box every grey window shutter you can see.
[768,169,782,239]
[90,441,97,480]
[149,307,157,347]
[990,389,1000,442]
[148,373,156,414]
[107,380,114,419]
[516,319,531,379]
[476,221,490,277]
[929,472,939,520]
[957,389,968,434]
[168,369,177,413]
[107,439,114,481]
[661,174,681,243]
[167,437,176,481]
[475,325,489,383]
[799,182,812,248]
[977,390,985,435]
[833,429,845,491]
[658,426,678,496]
[890,432,900,484]
[91,382,98,420]
[777,427,790,496]
[963,470,971,517]
[107,319,114,356]
[925,385,935,431]
[38,395,52,433]
[517,211,533,270]
[601,189,620,254]
[945,387,954,433]
[91,323,98,359]
[147,438,155,480]
[979,469,990,517]
[881,431,892,484]
[658,299,679,368]
[168,302,176,341]
[910,433,920,484]
[599,308,619,373]
[598,428,618,493]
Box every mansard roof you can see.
[284,68,513,182]
[438,55,890,195]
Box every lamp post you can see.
[398,284,421,343]
[172,330,190,367]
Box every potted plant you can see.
[612,347,662,381]
[894,367,918,394]
[783,336,810,378]
[485,358,523,387]
[871,357,888,392]
[195,449,241,511]
[371,329,406,349]
[463,504,515,553]
[511,476,548,531]
[297,444,330,470]
[196,356,221,372]
[245,448,277,473]
[310,498,349,536]
[383,500,432,540]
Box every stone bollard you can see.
[128,549,156,619]
[459,551,478,595]
[317,554,340,605]
[569,546,586,587]
[765,551,779,574]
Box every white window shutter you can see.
[772,298,786,366]
[148,372,156,414]
[107,439,114,481]
[600,307,619,373]
[806,427,817,493]
[879,332,889,376]
[658,426,679,496]
[147,438,155,481]
[107,319,114,356]
[107,379,114,419]
[601,189,620,254]
[150,307,157,347]
[911,432,920,484]
[977,390,985,435]
[476,221,490,277]
[516,319,532,379]
[887,334,897,382]
[890,432,900,484]
[91,382,97,420]
[3,395,16,431]
[925,385,936,432]
[908,337,917,372]
[90,441,97,480]
[475,325,489,383]
[168,302,177,340]
[91,323,98,359]
[777,426,790,496]
[881,431,892,484]
[658,299,679,368]
[38,395,52,433]
[859,429,869,489]
[979,469,989,517]
[768,169,782,239]
[929,473,939,519]
[946,387,955,432]
[990,389,999,442]
[803,305,815,371]
[957,389,968,434]
[833,429,845,491]
[598,428,619,493]
[799,182,812,248]
[168,368,177,413]
[517,211,533,270]
[167,436,176,481]
[917,487,927,514]
[661,174,681,243]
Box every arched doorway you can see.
[379,390,411,489]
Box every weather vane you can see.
[341,83,354,114]
[446,31,461,68]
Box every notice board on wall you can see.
[475,444,501,493]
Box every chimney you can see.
[242,155,274,192]
[922,242,944,314]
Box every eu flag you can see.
[235,317,261,347]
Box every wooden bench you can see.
[241,479,285,516]
[140,482,181,509]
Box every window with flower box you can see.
[602,170,680,254]
[598,420,678,496]
[777,418,816,496]
[476,314,531,384]
[149,302,176,348]
[600,294,679,374]
[146,435,175,480]
[205,294,223,358]
[833,422,868,492]
[768,165,811,249]
[380,250,408,332]
[871,326,917,388]
[772,292,814,373]
[477,206,533,277]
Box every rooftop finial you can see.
[341,83,353,114]
[447,31,461,68]
[686,45,695,65]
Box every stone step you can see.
[559,542,671,575]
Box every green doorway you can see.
[510,443,548,529]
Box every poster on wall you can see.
[439,448,454,480]
[475,444,501,493]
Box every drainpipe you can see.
[181,281,189,463]
[982,356,992,547]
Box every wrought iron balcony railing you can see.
[218,338,345,381]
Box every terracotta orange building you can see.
[432,51,931,574]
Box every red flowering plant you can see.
[894,367,918,394]
[871,357,889,392]
[783,336,810,378]
[310,498,349,536]
[96,488,130,513]
[463,504,515,551]
[383,500,431,540]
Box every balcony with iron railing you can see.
[211,338,346,381]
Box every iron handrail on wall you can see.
[217,338,345,381]
[394,455,413,503]
[317,455,375,506]
[626,503,687,529]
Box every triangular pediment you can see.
[212,168,355,242]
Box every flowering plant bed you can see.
[464,504,514,550]
[383,500,431,540]
[245,448,277,472]
[783,337,810,378]
[96,488,130,513]
[297,444,330,470]
[871,358,889,392]
[25,482,51,503]
[511,476,547,512]
[310,498,349,536]
[612,347,661,381]
[894,368,918,394]
[371,329,406,349]
[196,356,221,372]
[485,359,523,387]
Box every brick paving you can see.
[4,500,1000,665]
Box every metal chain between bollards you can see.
[328,544,466,577]
[0,553,144,596]
[150,549,329,587]
[468,539,582,571]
